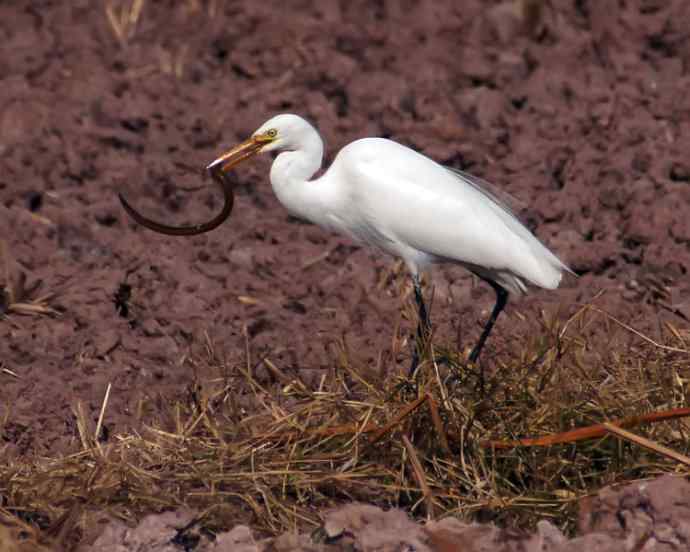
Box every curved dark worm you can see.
[118,165,235,236]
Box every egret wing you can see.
[337,138,569,290]
[443,166,528,223]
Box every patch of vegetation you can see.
[1,297,688,546]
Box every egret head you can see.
[254,114,318,151]
[207,114,316,170]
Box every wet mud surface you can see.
[1,0,690,549]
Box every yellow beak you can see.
[206,133,273,173]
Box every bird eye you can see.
[267,129,277,138]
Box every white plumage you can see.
[286,136,567,295]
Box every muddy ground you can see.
[1,0,690,549]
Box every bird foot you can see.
[443,360,485,394]
[406,345,487,395]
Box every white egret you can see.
[119,114,573,375]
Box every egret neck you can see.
[268,127,326,224]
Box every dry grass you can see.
[0,241,58,319]
[104,0,147,45]
[1,297,689,545]
[104,0,222,78]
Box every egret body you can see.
[119,114,572,374]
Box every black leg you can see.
[468,281,509,388]
[408,275,431,376]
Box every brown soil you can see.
[1,0,690,550]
